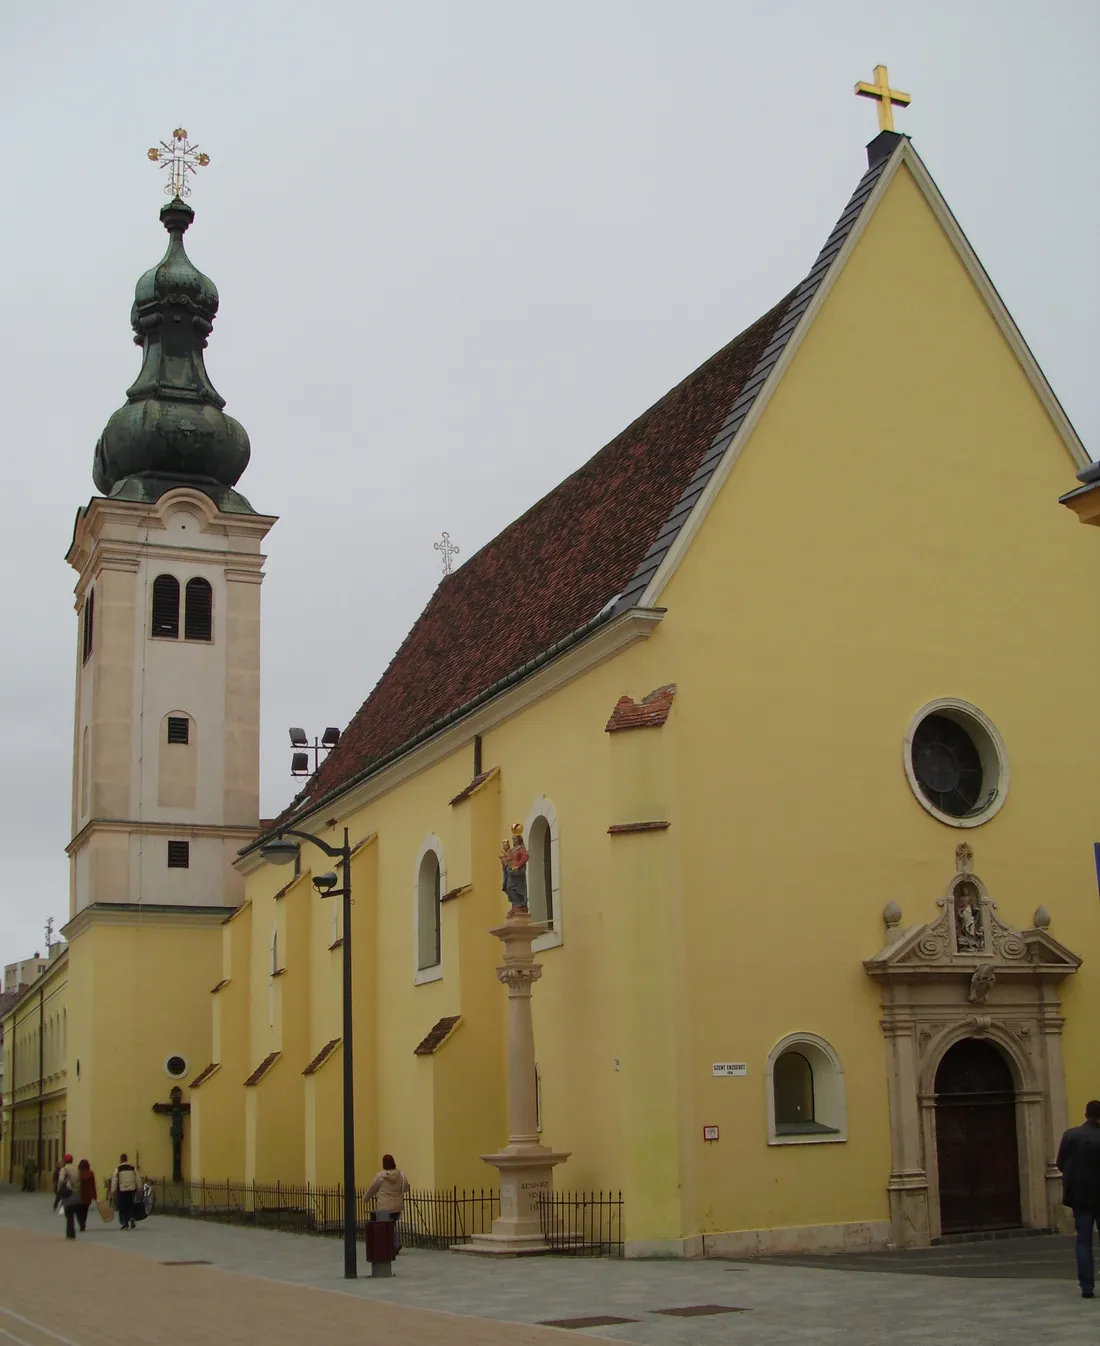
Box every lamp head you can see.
[312,871,338,895]
[260,837,300,867]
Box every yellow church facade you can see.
[186,132,1099,1256]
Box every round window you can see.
[165,1054,188,1079]
[903,699,1008,828]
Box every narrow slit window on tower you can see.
[167,840,190,868]
[184,577,213,641]
[166,716,190,745]
[151,575,181,638]
[81,588,95,664]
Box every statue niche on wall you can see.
[501,822,529,918]
[953,879,984,952]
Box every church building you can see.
[194,104,1098,1253]
[4,91,1098,1257]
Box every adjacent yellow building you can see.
[4,124,1097,1258]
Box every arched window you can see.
[414,838,444,979]
[184,577,213,641]
[151,575,180,638]
[524,796,562,951]
[766,1033,847,1145]
[80,726,90,818]
[81,588,94,664]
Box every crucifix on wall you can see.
[152,1086,191,1183]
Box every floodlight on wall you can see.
[286,725,342,777]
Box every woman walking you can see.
[72,1160,97,1236]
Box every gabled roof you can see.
[269,131,1087,834]
[276,287,799,827]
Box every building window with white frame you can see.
[415,839,444,978]
[765,1033,847,1145]
[524,796,562,951]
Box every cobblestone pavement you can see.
[1,1190,1095,1345]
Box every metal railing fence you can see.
[145,1178,621,1255]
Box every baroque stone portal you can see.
[864,846,1081,1247]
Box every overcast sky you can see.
[1,1,1096,957]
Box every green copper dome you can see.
[93,197,253,512]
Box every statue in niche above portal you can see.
[501,823,529,917]
[954,880,984,951]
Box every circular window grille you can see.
[903,700,1008,828]
[165,1054,188,1079]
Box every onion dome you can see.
[93,197,253,512]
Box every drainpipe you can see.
[36,987,44,1190]
[5,1016,13,1185]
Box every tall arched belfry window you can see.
[151,575,180,638]
[184,577,213,641]
[81,588,95,663]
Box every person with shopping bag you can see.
[56,1155,81,1240]
[108,1154,142,1230]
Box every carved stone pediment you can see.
[865,849,1081,983]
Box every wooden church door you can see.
[934,1039,1022,1235]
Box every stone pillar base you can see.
[457,1144,570,1255]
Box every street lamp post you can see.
[261,825,356,1279]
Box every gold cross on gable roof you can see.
[147,127,210,199]
[854,65,911,133]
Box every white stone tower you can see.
[66,191,275,917]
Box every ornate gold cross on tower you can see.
[147,127,211,198]
[854,65,911,133]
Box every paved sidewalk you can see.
[1,1190,1094,1345]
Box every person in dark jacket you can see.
[66,1159,97,1238]
[1056,1099,1100,1298]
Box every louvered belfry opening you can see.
[167,840,190,868]
[151,574,181,638]
[166,716,190,745]
[81,588,94,664]
[184,577,213,641]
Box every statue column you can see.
[465,911,569,1254]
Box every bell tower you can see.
[66,185,275,917]
[61,143,276,1177]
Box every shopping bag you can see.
[131,1194,148,1222]
[96,1199,115,1224]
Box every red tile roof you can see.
[605,684,677,733]
[302,1038,341,1076]
[277,294,794,827]
[413,1015,461,1056]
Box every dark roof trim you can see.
[244,604,637,852]
[611,143,902,617]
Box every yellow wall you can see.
[191,157,1099,1253]
[655,160,1100,1237]
[64,913,223,1182]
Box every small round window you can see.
[903,699,1008,828]
[165,1054,188,1079]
